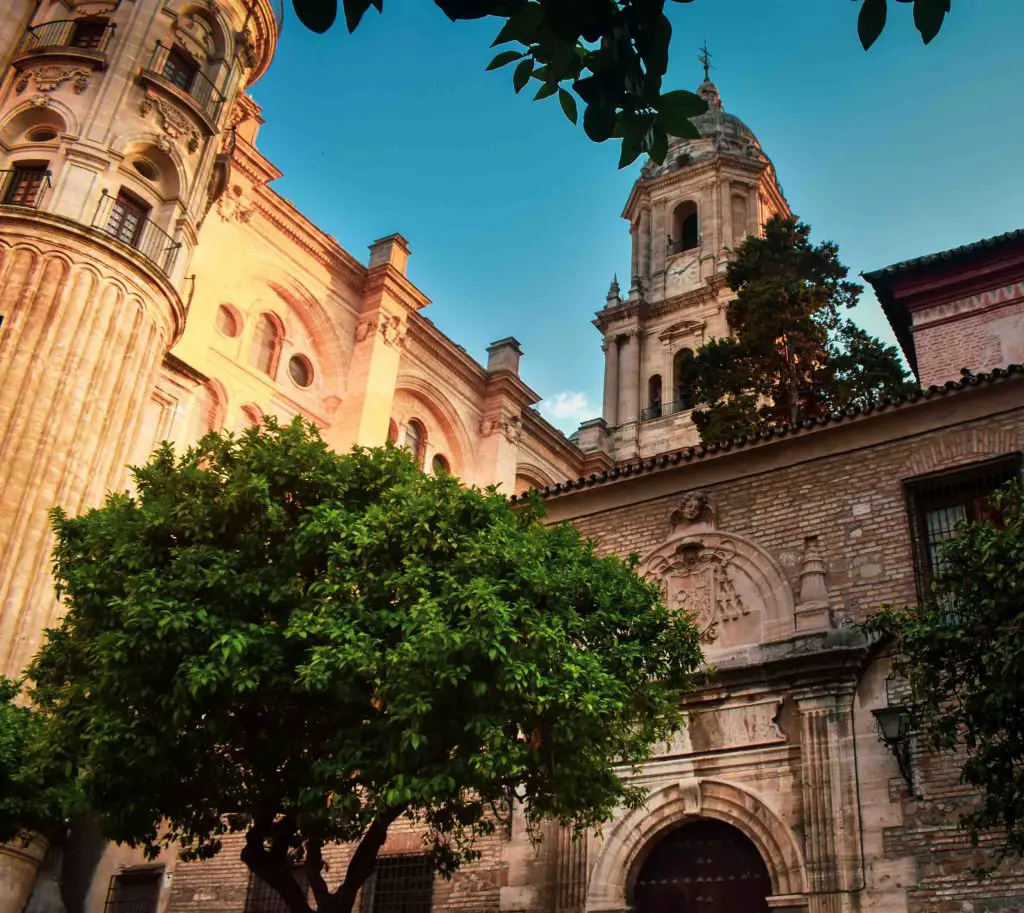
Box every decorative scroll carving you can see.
[480,415,522,444]
[140,90,200,153]
[15,65,90,96]
[215,184,253,224]
[378,314,406,349]
[354,317,378,342]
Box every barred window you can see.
[362,854,433,913]
[103,868,162,913]
[905,453,1022,601]
[244,869,310,913]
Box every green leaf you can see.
[486,50,524,71]
[558,88,578,125]
[512,58,533,94]
[292,0,337,34]
[342,0,377,31]
[858,0,888,50]
[649,125,668,165]
[657,90,708,120]
[534,82,558,101]
[582,103,616,143]
[913,0,948,44]
[617,124,645,169]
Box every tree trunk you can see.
[241,805,407,913]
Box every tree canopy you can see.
[26,418,704,913]
[678,215,915,446]
[865,479,1024,868]
[287,0,952,168]
[0,676,82,848]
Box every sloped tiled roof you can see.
[862,228,1024,280]
[511,365,1024,502]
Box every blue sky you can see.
[250,1,1024,433]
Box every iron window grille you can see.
[17,18,115,54]
[244,869,310,913]
[361,854,433,913]
[904,453,1022,604]
[103,868,162,913]
[146,42,225,122]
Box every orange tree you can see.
[26,417,703,913]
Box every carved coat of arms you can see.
[650,540,748,631]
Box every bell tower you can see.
[591,58,790,462]
[0,0,281,681]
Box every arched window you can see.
[189,381,224,442]
[250,313,283,378]
[240,405,263,429]
[672,348,695,410]
[631,820,771,913]
[403,419,426,467]
[216,304,241,337]
[431,453,450,475]
[670,200,699,254]
[647,374,663,419]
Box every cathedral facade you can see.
[3,0,1024,912]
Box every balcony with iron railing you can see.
[640,396,695,422]
[91,191,181,277]
[0,168,52,209]
[140,42,225,128]
[13,18,116,65]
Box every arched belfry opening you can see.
[630,819,771,913]
[670,200,699,254]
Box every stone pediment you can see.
[640,491,798,656]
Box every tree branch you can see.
[305,835,331,912]
[330,805,408,913]
[240,816,312,913]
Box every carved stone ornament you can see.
[378,315,406,349]
[15,65,91,96]
[479,415,522,444]
[641,501,798,654]
[354,317,378,343]
[141,89,201,153]
[215,183,253,224]
[648,539,748,633]
[794,535,832,633]
[669,490,716,531]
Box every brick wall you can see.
[166,818,508,913]
[915,297,1024,388]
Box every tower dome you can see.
[640,78,767,181]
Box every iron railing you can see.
[640,396,694,422]
[17,18,116,55]
[146,41,225,122]
[0,168,52,208]
[91,191,180,276]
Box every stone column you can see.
[794,685,863,913]
[554,824,588,913]
[617,330,640,425]
[639,209,652,279]
[721,178,733,251]
[602,335,620,426]
[0,215,181,679]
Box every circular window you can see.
[26,127,58,143]
[288,354,314,388]
[432,454,450,475]
[132,159,160,181]
[215,304,240,337]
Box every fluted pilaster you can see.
[0,216,179,677]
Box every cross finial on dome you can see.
[698,42,713,82]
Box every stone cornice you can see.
[364,264,430,314]
[593,277,727,333]
[520,408,586,468]
[622,155,768,221]
[405,314,489,393]
[162,352,208,385]
[484,370,540,411]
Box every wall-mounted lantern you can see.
[872,674,915,795]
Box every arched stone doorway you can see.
[630,819,771,913]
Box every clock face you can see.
[668,257,700,290]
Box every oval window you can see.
[26,127,59,143]
[132,159,160,182]
[432,454,450,475]
[288,354,314,388]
